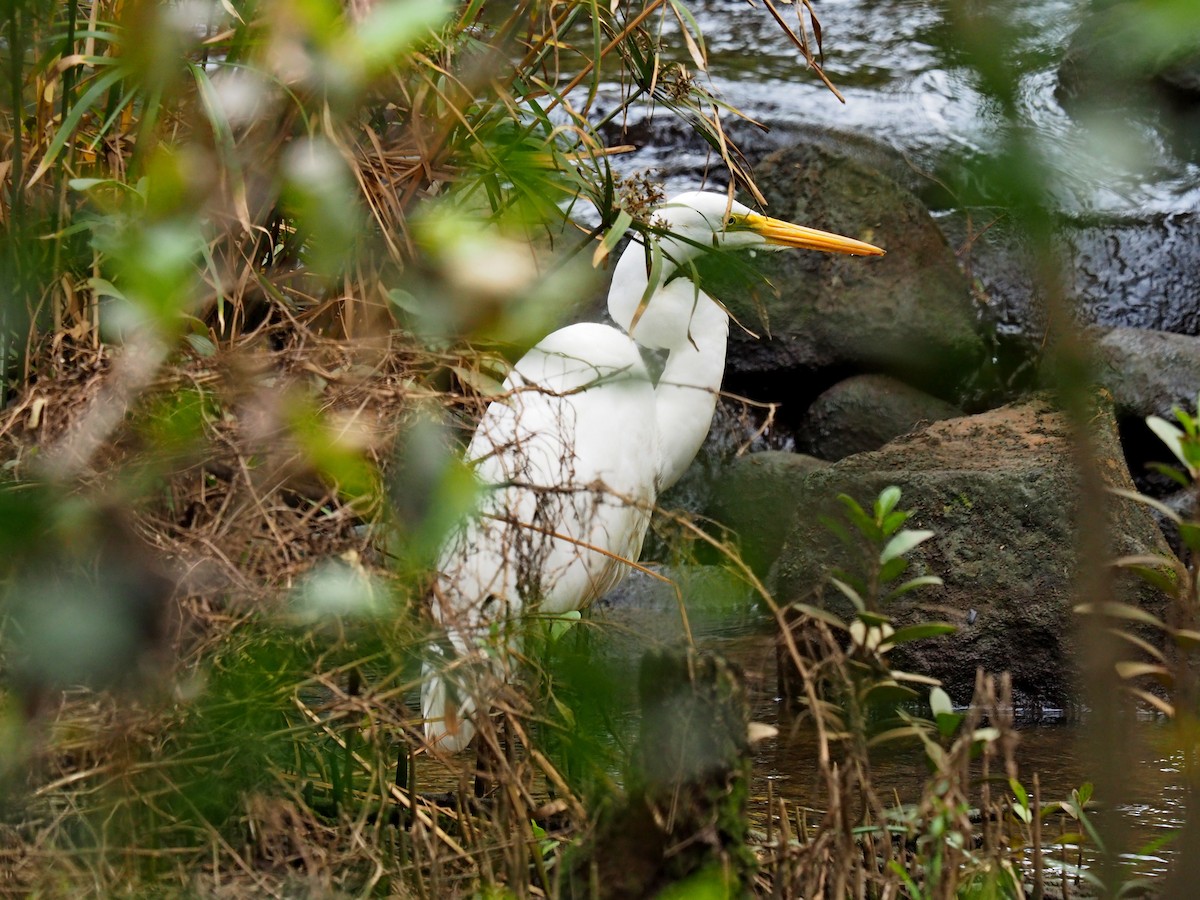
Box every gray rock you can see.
[1093,327,1200,419]
[716,143,984,391]
[707,451,831,576]
[940,210,1200,341]
[771,393,1173,705]
[799,374,963,461]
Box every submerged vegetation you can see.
[2,0,1200,895]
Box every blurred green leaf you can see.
[880,529,934,565]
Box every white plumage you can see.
[422,192,884,750]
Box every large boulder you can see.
[938,210,1200,343]
[799,374,963,461]
[771,392,1173,705]
[715,143,985,393]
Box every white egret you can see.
[422,191,884,751]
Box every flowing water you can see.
[605,0,1200,215]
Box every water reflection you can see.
[705,627,1185,879]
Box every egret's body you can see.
[423,192,883,750]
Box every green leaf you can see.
[1146,461,1191,488]
[185,333,217,357]
[883,575,944,603]
[548,609,581,642]
[829,576,866,612]
[87,277,126,301]
[890,670,942,686]
[1074,601,1167,629]
[1148,415,1191,471]
[880,508,910,537]
[1173,629,1200,650]
[1009,777,1029,809]
[875,485,902,519]
[866,725,925,747]
[1179,522,1200,554]
[929,686,954,718]
[1107,486,1182,523]
[27,65,128,188]
[838,493,879,541]
[878,555,908,584]
[820,515,853,547]
[790,603,848,630]
[1114,661,1173,686]
[593,208,633,266]
[880,529,934,564]
[1075,781,1094,807]
[935,711,963,740]
[1117,562,1180,597]
[863,680,919,706]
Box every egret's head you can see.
[656,190,885,258]
[608,191,884,349]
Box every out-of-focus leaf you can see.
[875,485,902,519]
[929,686,954,718]
[351,0,452,74]
[880,529,934,565]
[1147,415,1190,471]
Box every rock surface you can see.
[771,392,1173,705]
[714,143,984,391]
[939,210,1200,341]
[706,451,830,576]
[1093,327,1200,419]
[799,374,963,461]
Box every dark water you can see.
[588,568,1187,881]
[605,0,1200,216]
[718,629,1186,880]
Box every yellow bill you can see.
[736,211,885,257]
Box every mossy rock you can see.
[771,392,1173,706]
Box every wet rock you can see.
[771,392,1173,706]
[799,374,962,461]
[706,451,830,576]
[940,210,1200,340]
[716,143,984,394]
[1093,327,1200,419]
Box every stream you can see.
[605,0,1200,216]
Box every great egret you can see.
[422,191,884,751]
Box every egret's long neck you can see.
[647,280,729,492]
[607,240,730,491]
